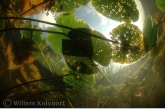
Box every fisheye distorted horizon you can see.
[33,0,145,68]
[35,0,145,39]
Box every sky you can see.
[32,0,145,68]
[33,11,56,29]
[74,2,121,39]
[74,0,145,39]
[34,0,145,40]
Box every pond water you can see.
[0,0,165,108]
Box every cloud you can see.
[34,11,56,29]
[86,9,94,14]
[97,13,108,25]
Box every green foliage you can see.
[64,72,95,105]
[47,27,70,54]
[91,0,139,22]
[156,0,165,12]
[65,87,94,106]
[2,0,165,107]
[47,14,89,53]
[111,23,145,64]
[21,21,45,49]
[65,84,116,107]
[36,45,69,76]
[67,28,112,66]
[143,15,158,52]
[63,28,111,74]
[62,39,95,75]
[95,85,114,98]
[50,0,90,13]
[56,14,89,35]
[64,71,95,88]
[39,82,51,91]
[47,17,97,75]
[48,14,111,74]
[152,32,165,75]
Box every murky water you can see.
[0,0,165,108]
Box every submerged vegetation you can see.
[0,0,165,107]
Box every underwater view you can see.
[0,0,165,108]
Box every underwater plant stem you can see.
[153,19,165,29]
[162,85,165,96]
[40,52,73,108]
[0,2,12,11]
[102,94,114,108]
[3,6,32,85]
[3,7,16,48]
[40,52,54,76]
[24,88,60,101]
[0,17,118,43]
[0,73,73,96]
[0,0,51,36]
[131,88,134,107]
[53,80,74,107]
[158,13,165,25]
[97,96,100,108]
[151,13,165,41]
[0,17,136,48]
[93,60,133,107]
[0,28,65,36]
[157,19,165,27]
[2,6,23,64]
[15,79,28,92]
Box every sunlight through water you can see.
[36,0,145,70]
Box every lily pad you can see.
[143,15,157,52]
[156,0,165,12]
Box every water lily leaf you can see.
[143,15,157,52]
[156,0,165,12]
[47,27,69,54]
[152,20,158,45]
[62,40,98,75]
[91,0,139,22]
[67,28,112,66]
[143,15,152,52]
[111,23,144,64]
[56,14,89,35]
[51,0,90,13]
[61,28,112,74]
[48,14,89,53]
[48,15,111,75]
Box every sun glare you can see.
[37,1,145,68]
[133,0,145,31]
[34,11,56,29]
